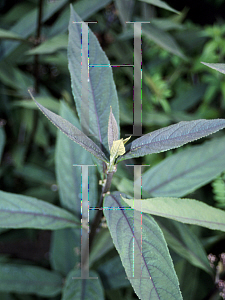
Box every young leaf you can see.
[0,264,62,296]
[122,196,225,231]
[108,106,119,151]
[201,62,225,75]
[104,192,183,300]
[0,190,79,230]
[110,139,126,159]
[30,93,108,163]
[117,119,225,162]
[155,217,212,274]
[62,269,104,300]
[68,5,120,154]
[141,136,225,197]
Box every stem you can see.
[89,171,114,251]
[25,0,43,159]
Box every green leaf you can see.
[0,190,79,229]
[0,0,69,59]
[117,119,225,162]
[141,136,225,197]
[114,0,135,26]
[122,196,225,231]
[12,97,60,112]
[50,228,81,276]
[49,0,112,37]
[142,24,186,59]
[68,5,120,156]
[176,260,199,300]
[171,83,207,111]
[56,102,98,217]
[62,269,104,300]
[201,62,225,75]
[31,94,108,162]
[108,106,119,151]
[26,34,68,55]
[0,28,25,41]
[155,217,212,274]
[139,0,179,14]
[104,192,183,300]
[0,127,5,163]
[97,255,130,290]
[89,228,115,266]
[0,264,62,296]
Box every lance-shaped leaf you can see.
[30,93,108,162]
[108,106,119,151]
[0,190,79,230]
[117,119,225,162]
[155,217,212,274]
[104,192,183,300]
[62,269,104,300]
[68,5,120,155]
[139,0,179,14]
[201,62,225,75]
[122,196,225,232]
[0,264,62,296]
[141,136,225,197]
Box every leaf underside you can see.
[117,119,225,162]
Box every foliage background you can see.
[0,0,225,299]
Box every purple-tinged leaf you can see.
[117,119,225,162]
[201,62,225,75]
[30,94,108,163]
[104,192,183,300]
[68,5,120,156]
